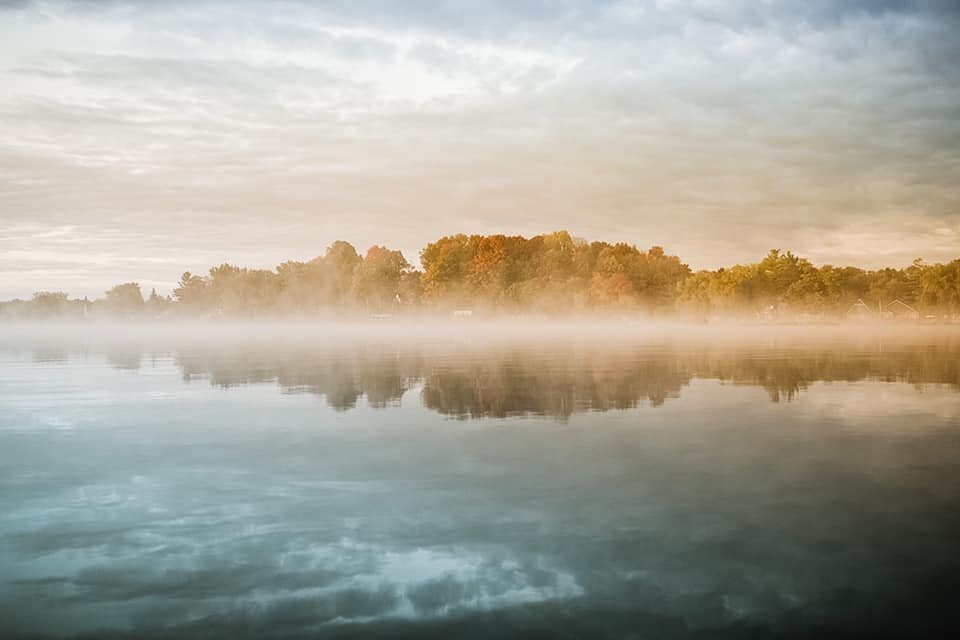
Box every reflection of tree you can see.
[22,337,958,418]
[104,347,143,371]
[176,348,421,411]
[420,354,690,419]
[695,345,960,402]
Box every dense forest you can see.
[3,231,959,320]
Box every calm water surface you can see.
[1,326,959,638]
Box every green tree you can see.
[352,246,411,311]
[323,241,362,305]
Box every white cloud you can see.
[0,0,958,297]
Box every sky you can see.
[1,0,959,298]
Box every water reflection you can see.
[1,328,959,639]
[14,333,957,417]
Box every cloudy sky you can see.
[1,0,958,298]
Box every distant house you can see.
[452,309,473,318]
[847,299,920,321]
[882,299,919,321]
[848,299,874,319]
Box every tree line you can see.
[3,230,959,319]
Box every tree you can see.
[31,291,70,317]
[145,288,171,317]
[420,234,473,304]
[207,264,279,316]
[323,241,362,305]
[917,259,960,313]
[173,271,210,311]
[351,246,411,311]
[398,270,424,306]
[8,233,953,319]
[104,282,144,315]
[276,260,326,313]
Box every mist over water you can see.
[1,323,959,638]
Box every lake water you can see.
[1,325,959,639]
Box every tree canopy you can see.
[3,232,959,320]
